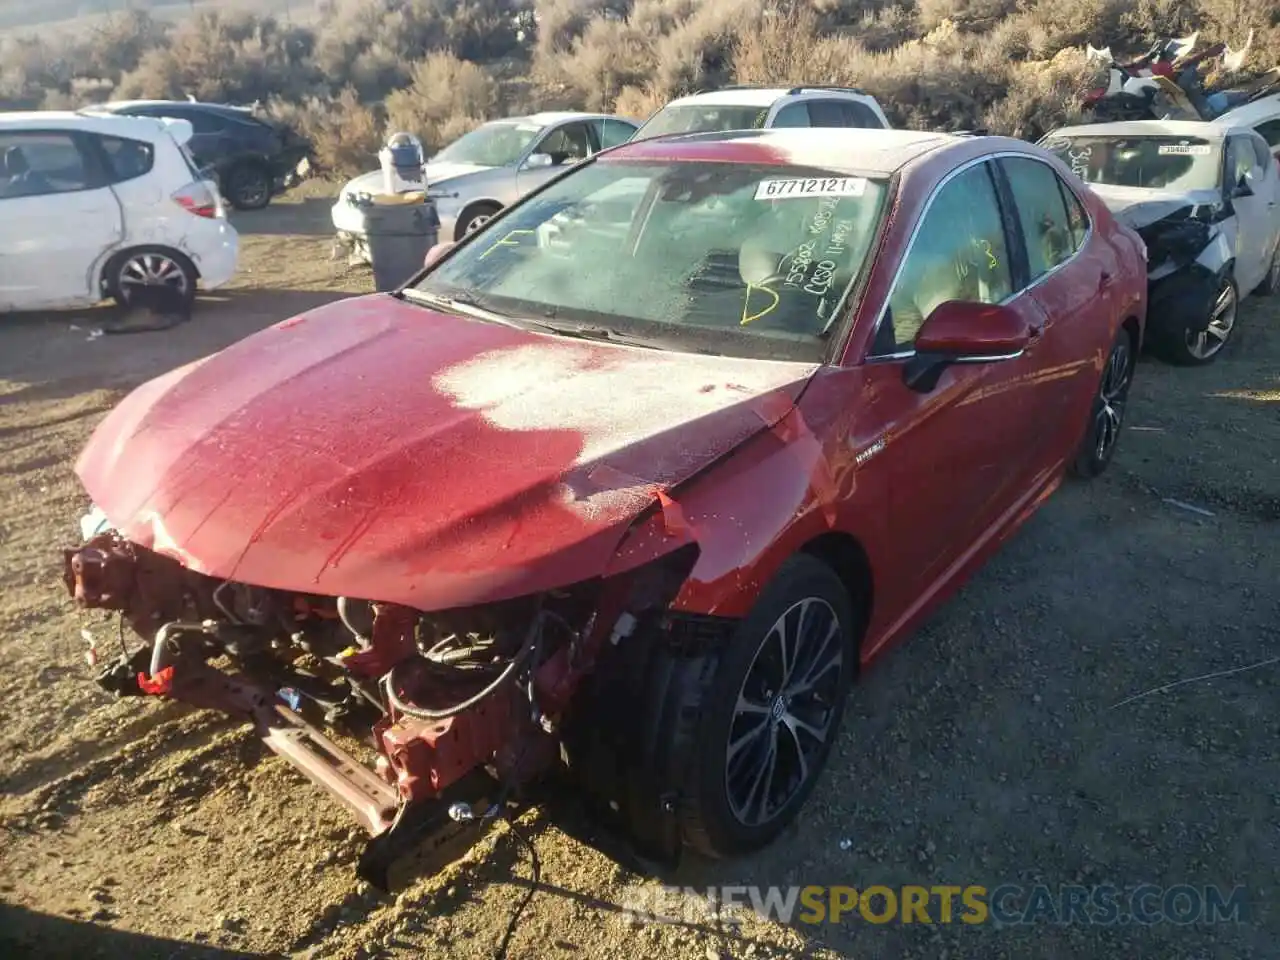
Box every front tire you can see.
[455,203,501,240]
[1152,274,1238,366]
[679,555,857,858]
[1257,244,1280,297]
[1070,326,1135,479]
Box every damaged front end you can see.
[1134,203,1229,339]
[64,516,698,890]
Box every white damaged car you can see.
[1042,119,1280,365]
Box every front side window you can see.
[433,121,542,167]
[98,135,155,183]
[532,122,593,166]
[0,132,91,199]
[1041,135,1223,192]
[879,162,1013,353]
[1226,137,1260,189]
[1001,156,1076,281]
[411,160,891,362]
[634,104,770,140]
[1256,118,1280,149]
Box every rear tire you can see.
[224,161,272,211]
[103,246,198,310]
[1070,325,1135,480]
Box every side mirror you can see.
[522,152,553,170]
[423,240,456,268]
[904,300,1031,392]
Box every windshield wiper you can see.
[526,320,663,350]
[400,288,523,328]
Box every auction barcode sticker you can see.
[755,177,867,200]
[1157,143,1212,156]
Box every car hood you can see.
[1088,184,1222,229]
[77,296,817,611]
[342,162,493,197]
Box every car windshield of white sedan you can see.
[412,161,890,361]
[433,121,542,167]
[1043,135,1222,191]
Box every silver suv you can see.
[632,85,892,140]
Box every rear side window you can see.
[181,110,225,134]
[770,102,810,128]
[98,135,154,183]
[593,119,636,149]
[1257,119,1280,148]
[807,99,882,128]
[1000,156,1078,281]
[0,132,91,199]
[1059,180,1090,251]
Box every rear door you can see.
[0,129,122,310]
[995,155,1111,443]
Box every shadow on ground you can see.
[0,903,276,959]
[0,288,352,400]
[230,197,337,238]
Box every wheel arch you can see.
[454,198,504,240]
[798,531,874,651]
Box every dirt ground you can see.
[1,189,1278,960]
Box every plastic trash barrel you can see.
[364,195,440,293]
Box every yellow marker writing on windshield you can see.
[741,281,780,326]
[480,228,536,259]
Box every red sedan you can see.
[64,128,1147,886]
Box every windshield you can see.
[1043,135,1223,191]
[433,121,542,167]
[411,160,890,362]
[635,104,770,140]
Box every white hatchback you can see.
[0,111,239,313]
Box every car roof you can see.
[90,99,258,120]
[603,127,962,175]
[0,110,179,140]
[1050,119,1231,140]
[1210,92,1280,128]
[506,111,630,127]
[664,89,795,108]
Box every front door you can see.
[515,120,596,196]
[0,130,123,310]
[1226,135,1277,293]
[865,160,1055,604]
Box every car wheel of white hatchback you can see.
[107,248,198,310]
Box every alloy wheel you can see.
[1094,337,1132,461]
[118,253,190,300]
[1186,282,1236,360]
[464,213,493,235]
[725,597,843,828]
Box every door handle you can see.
[1098,270,1113,291]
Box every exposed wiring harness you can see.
[382,608,575,721]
